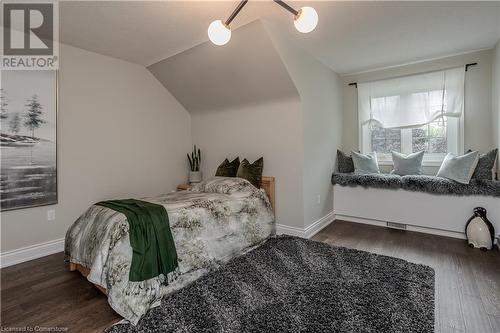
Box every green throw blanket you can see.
[96,199,178,282]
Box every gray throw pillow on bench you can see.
[467,148,498,180]
[337,150,355,173]
[352,151,380,174]
[436,151,479,184]
[390,151,424,176]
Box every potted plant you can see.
[187,145,202,183]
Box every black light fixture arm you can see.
[273,0,299,16]
[224,0,299,27]
[225,0,249,26]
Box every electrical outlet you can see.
[317,195,321,204]
[47,209,55,221]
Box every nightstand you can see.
[177,184,192,191]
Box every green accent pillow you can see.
[237,157,264,188]
[215,157,240,177]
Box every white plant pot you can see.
[189,171,202,184]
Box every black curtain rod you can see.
[348,62,478,87]
[465,62,477,71]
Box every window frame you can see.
[359,113,464,167]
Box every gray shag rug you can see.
[332,172,500,197]
[106,236,435,333]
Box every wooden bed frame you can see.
[69,176,275,294]
[260,176,275,212]
[69,262,107,294]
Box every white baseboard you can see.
[275,224,306,238]
[276,211,335,239]
[0,212,334,268]
[335,214,467,240]
[0,238,65,268]
[304,211,335,238]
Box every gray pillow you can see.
[467,148,498,180]
[436,151,479,184]
[351,151,380,174]
[391,151,424,176]
[337,150,354,173]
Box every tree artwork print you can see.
[0,71,58,211]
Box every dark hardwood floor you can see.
[2,220,500,332]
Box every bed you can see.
[65,176,275,324]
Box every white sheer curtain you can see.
[358,66,465,129]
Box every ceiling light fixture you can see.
[208,0,318,46]
[293,6,319,33]
[208,20,232,46]
[273,1,318,34]
[208,0,248,46]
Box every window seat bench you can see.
[331,173,500,197]
[331,173,500,241]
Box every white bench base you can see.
[333,185,500,243]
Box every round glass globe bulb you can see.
[208,20,231,46]
[294,7,318,33]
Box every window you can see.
[369,116,458,164]
[370,126,401,154]
[412,117,447,154]
[358,67,465,165]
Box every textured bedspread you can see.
[65,177,275,324]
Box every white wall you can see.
[265,26,343,228]
[300,65,343,227]
[191,98,305,228]
[342,49,494,174]
[149,19,305,229]
[191,31,345,231]
[148,20,298,114]
[493,41,500,175]
[0,44,192,252]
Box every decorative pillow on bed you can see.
[351,151,380,174]
[467,148,498,180]
[215,157,240,177]
[337,150,355,173]
[237,157,264,188]
[390,151,424,176]
[436,151,479,184]
[191,176,257,194]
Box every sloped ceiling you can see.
[147,20,299,114]
[61,1,500,74]
[264,1,500,74]
[60,0,269,66]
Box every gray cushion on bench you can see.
[331,172,500,197]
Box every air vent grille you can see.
[387,222,407,230]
